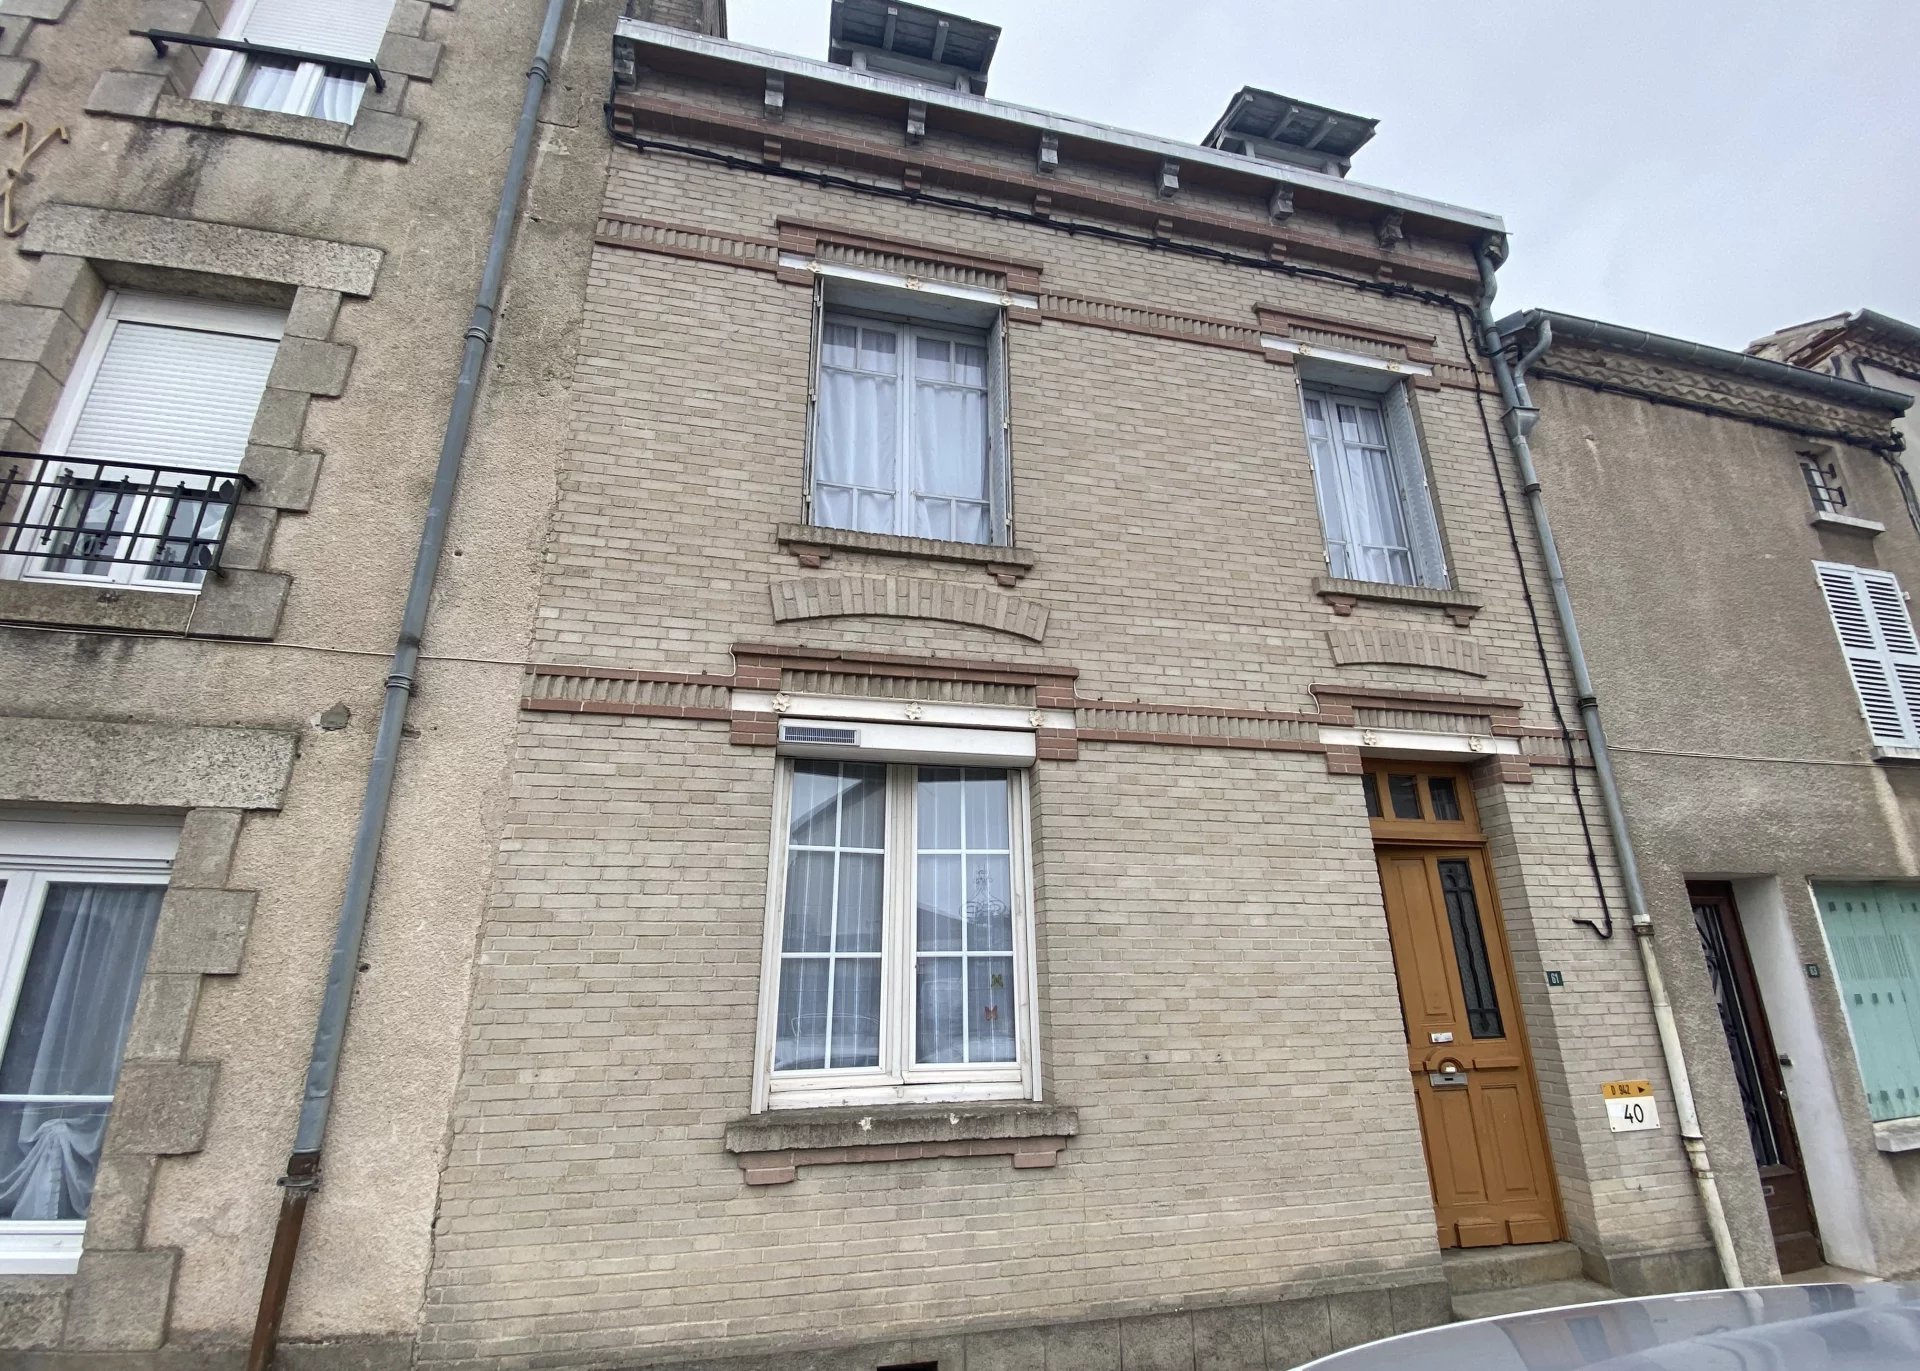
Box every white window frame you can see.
[190,0,375,123]
[1298,379,1448,589]
[752,749,1039,1112]
[807,299,1012,548]
[0,817,175,1276]
[3,292,284,594]
[1815,560,1920,749]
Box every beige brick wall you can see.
[421,121,1717,1363]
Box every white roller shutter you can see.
[1816,560,1920,747]
[242,0,397,64]
[58,295,284,476]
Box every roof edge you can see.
[614,19,1505,235]
[1497,309,1912,415]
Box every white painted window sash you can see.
[753,758,1037,1112]
[812,307,1001,546]
[1816,560,1920,747]
[0,855,170,1275]
[191,0,389,123]
[1299,381,1445,588]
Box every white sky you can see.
[725,0,1920,351]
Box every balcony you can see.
[0,454,254,592]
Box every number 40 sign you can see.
[1604,1079,1661,1133]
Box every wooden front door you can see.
[1365,762,1561,1249]
[1689,882,1823,1273]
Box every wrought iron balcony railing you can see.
[136,30,386,92]
[0,453,254,586]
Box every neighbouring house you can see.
[0,0,613,1361]
[410,4,1742,1368]
[1498,309,1918,1286]
[1750,308,1920,463]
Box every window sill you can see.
[1313,575,1481,627]
[1811,511,1885,535]
[1871,745,1920,766]
[777,522,1035,586]
[0,573,289,639]
[86,82,417,161]
[725,1100,1077,1186]
[1873,1117,1920,1153]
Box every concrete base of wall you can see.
[1583,1245,1723,1298]
[6,1336,413,1370]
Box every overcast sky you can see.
[727,0,1920,351]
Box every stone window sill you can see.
[86,84,417,161]
[725,1100,1077,1185]
[777,522,1036,586]
[0,573,288,640]
[1313,575,1481,627]
[1811,511,1885,536]
[1872,745,1920,766]
[1873,1117,1920,1153]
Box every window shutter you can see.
[61,299,282,476]
[1816,884,1920,1122]
[1816,561,1920,747]
[243,0,397,63]
[1383,383,1448,589]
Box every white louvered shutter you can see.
[1816,561,1920,747]
[242,0,397,63]
[62,298,283,476]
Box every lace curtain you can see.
[0,883,161,1221]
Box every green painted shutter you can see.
[1816,883,1920,1121]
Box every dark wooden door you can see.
[1689,882,1823,1273]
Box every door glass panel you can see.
[1387,774,1422,820]
[1692,895,1782,1165]
[1427,776,1462,822]
[1437,859,1504,1039]
[1361,772,1382,819]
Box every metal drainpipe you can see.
[1471,244,1744,1289]
[244,1,571,1365]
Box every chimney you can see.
[630,0,727,38]
[828,0,1001,96]
[1202,88,1377,178]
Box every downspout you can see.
[1470,244,1744,1289]
[245,0,571,1365]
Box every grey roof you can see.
[1497,309,1912,414]
[1203,88,1377,169]
[828,0,1000,90]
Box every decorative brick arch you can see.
[769,575,1050,642]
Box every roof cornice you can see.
[614,19,1504,237]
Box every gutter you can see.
[1472,253,1746,1290]
[243,0,571,1365]
[1498,308,1911,416]
[614,19,1505,236]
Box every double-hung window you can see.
[2,292,283,593]
[812,310,1008,546]
[191,0,397,124]
[1815,561,1920,749]
[1813,884,1920,1124]
[0,818,173,1274]
[757,756,1036,1109]
[1300,383,1447,587]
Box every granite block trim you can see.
[0,248,366,640]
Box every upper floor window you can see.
[1301,382,1447,588]
[191,0,397,123]
[1801,453,1849,516]
[0,817,174,1274]
[811,309,1009,546]
[757,750,1037,1110]
[0,292,284,593]
[1814,560,1920,749]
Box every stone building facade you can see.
[0,0,616,1362]
[410,6,1734,1369]
[1501,311,1918,1285]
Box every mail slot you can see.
[1429,1070,1468,1088]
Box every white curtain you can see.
[815,324,899,535]
[313,70,369,124]
[914,769,1014,1066]
[0,883,161,1221]
[911,337,990,543]
[236,57,301,113]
